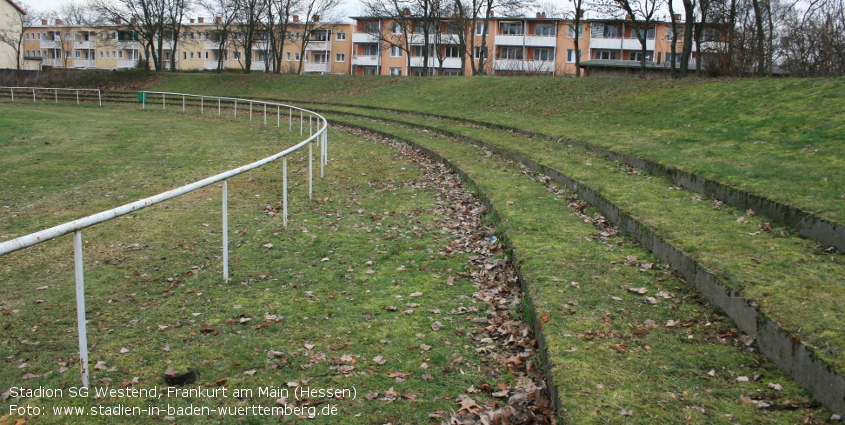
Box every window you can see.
[444,70,460,76]
[335,52,345,62]
[390,45,402,57]
[629,51,651,61]
[75,51,80,58]
[364,21,379,33]
[473,46,488,59]
[100,51,103,58]
[534,48,554,61]
[500,47,522,59]
[592,24,619,38]
[286,52,291,61]
[165,52,171,61]
[501,22,522,35]
[701,27,719,41]
[392,22,403,34]
[205,51,209,59]
[536,24,556,36]
[190,52,194,58]
[666,26,683,40]
[313,53,328,63]
[631,27,655,40]
[415,22,436,34]
[336,31,346,40]
[593,50,618,60]
[445,46,460,58]
[119,51,123,58]
[312,31,328,41]
[389,67,401,75]
[475,22,488,36]
[446,22,461,35]
[566,49,581,62]
[233,51,241,60]
[295,32,300,40]
[363,67,378,75]
[567,24,582,38]
[363,44,379,56]
[294,52,300,61]
[183,51,187,59]
[412,45,434,57]
[197,51,200,58]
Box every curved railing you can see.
[0,89,329,387]
[1,86,102,105]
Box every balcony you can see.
[589,37,654,51]
[352,32,379,43]
[305,40,330,51]
[493,59,555,73]
[205,40,227,50]
[40,40,59,49]
[74,40,95,49]
[407,34,460,45]
[410,56,461,69]
[118,41,138,50]
[42,58,63,67]
[74,59,95,68]
[304,62,330,73]
[117,59,136,68]
[493,34,556,47]
[352,55,380,66]
[205,59,228,70]
[250,61,269,71]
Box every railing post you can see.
[321,129,325,178]
[289,108,292,131]
[277,105,280,128]
[9,88,13,102]
[309,114,313,137]
[218,98,221,116]
[163,93,166,110]
[222,180,229,283]
[142,91,145,109]
[300,111,303,135]
[73,231,90,388]
[263,104,266,125]
[201,96,204,114]
[55,89,58,103]
[234,100,237,118]
[249,102,252,121]
[182,95,185,112]
[32,87,35,103]
[98,90,102,107]
[283,156,288,228]
[309,140,313,200]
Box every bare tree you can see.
[0,1,36,79]
[359,0,414,74]
[264,0,299,73]
[567,1,586,76]
[230,0,267,73]
[598,0,659,78]
[295,0,341,74]
[199,0,239,72]
[89,0,177,71]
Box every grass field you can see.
[147,74,845,226]
[2,74,842,423]
[0,102,544,424]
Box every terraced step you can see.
[322,112,841,420]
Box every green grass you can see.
[282,104,845,378]
[325,114,831,423]
[0,103,531,424]
[145,74,845,226]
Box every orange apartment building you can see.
[22,17,352,74]
[21,14,706,76]
[351,13,700,76]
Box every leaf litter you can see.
[346,126,556,424]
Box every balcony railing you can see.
[74,40,95,49]
[304,62,331,73]
[493,58,555,73]
[352,55,380,66]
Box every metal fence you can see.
[0,89,329,387]
[1,86,102,105]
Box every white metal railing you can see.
[1,86,101,105]
[0,89,329,389]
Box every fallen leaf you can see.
[628,287,648,294]
[94,361,108,371]
[243,370,257,376]
[263,243,273,249]
[456,394,480,412]
[431,321,443,331]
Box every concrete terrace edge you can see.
[331,121,566,421]
[328,115,845,417]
